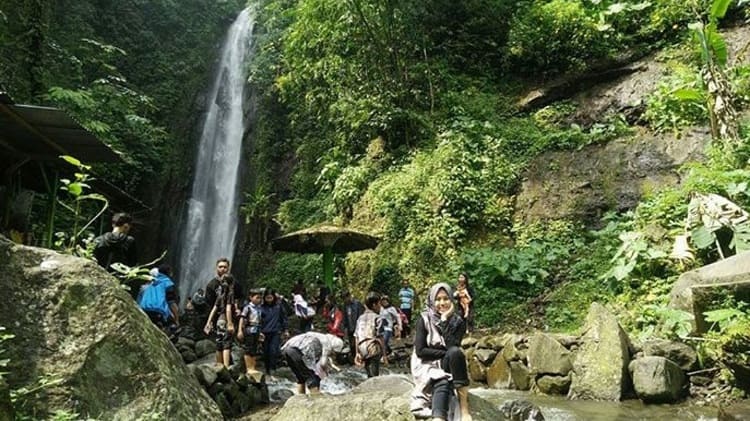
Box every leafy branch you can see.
[57,155,109,257]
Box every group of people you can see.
[199,257,290,379]
[91,213,478,420]
[92,212,182,338]
[196,260,476,420]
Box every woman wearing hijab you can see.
[281,332,346,395]
[411,283,472,421]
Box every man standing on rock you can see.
[203,258,238,367]
[93,212,138,296]
[93,212,137,269]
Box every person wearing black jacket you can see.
[260,288,289,375]
[342,291,365,362]
[93,212,137,270]
[93,213,138,297]
[410,282,472,421]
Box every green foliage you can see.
[49,410,89,421]
[0,0,243,195]
[600,230,669,290]
[644,62,708,133]
[251,253,322,295]
[369,265,402,299]
[109,250,166,292]
[55,156,108,257]
[453,221,585,327]
[637,304,695,339]
[461,241,570,288]
[695,300,750,374]
[241,185,276,224]
[46,75,168,192]
[704,306,748,331]
[506,0,611,75]
[11,376,64,410]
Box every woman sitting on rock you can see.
[281,331,346,395]
[411,282,472,421]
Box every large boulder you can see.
[487,354,512,389]
[568,302,632,401]
[0,237,221,419]
[499,399,545,421]
[669,251,750,333]
[535,374,571,395]
[501,335,527,362]
[270,375,507,421]
[629,356,686,403]
[461,337,479,349]
[474,349,498,365]
[469,357,488,383]
[527,333,573,376]
[509,361,532,391]
[641,339,698,371]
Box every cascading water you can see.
[177,8,255,305]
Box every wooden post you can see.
[39,164,58,248]
[323,246,334,291]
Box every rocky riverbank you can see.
[461,301,749,419]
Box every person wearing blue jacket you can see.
[138,264,179,328]
[260,288,289,375]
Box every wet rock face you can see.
[515,128,709,227]
[0,237,221,419]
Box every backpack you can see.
[139,277,171,321]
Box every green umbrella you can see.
[271,225,380,290]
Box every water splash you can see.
[177,8,255,305]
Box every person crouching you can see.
[281,332,345,395]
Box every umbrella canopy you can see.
[271,225,380,290]
[271,225,379,254]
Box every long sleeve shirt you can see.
[413,313,465,361]
[260,303,288,333]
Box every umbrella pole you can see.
[323,246,334,291]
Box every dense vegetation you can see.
[0,0,244,193]
[242,0,750,394]
[2,0,750,407]
[246,0,750,330]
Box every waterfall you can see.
[177,8,255,305]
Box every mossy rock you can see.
[0,237,222,419]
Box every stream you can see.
[265,366,718,421]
